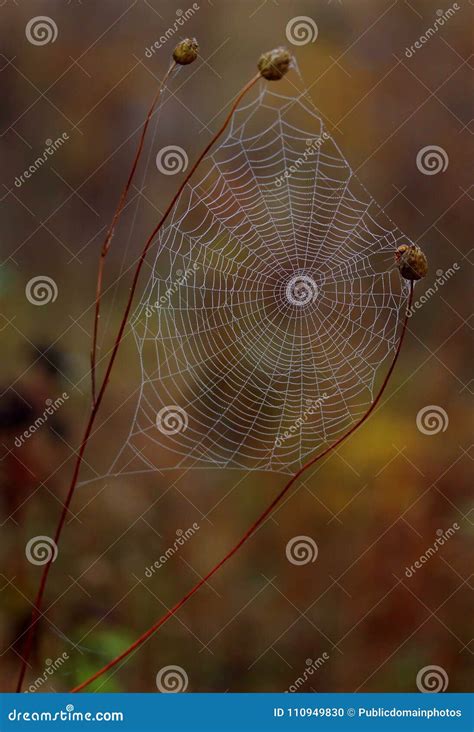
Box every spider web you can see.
[109,82,411,476]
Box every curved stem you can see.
[15,71,261,694]
[90,62,176,404]
[71,282,414,692]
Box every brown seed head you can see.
[173,38,199,65]
[258,47,292,81]
[395,244,428,281]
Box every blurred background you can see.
[0,0,472,693]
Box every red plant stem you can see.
[90,62,176,405]
[15,71,261,694]
[71,282,414,692]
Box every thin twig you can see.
[15,72,261,694]
[90,62,176,404]
[71,282,414,692]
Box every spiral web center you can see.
[285,273,319,307]
[106,84,411,476]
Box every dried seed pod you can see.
[258,47,292,81]
[173,38,199,65]
[395,244,428,281]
